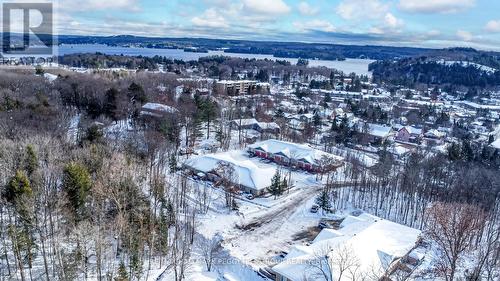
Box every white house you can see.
[273,213,423,281]
[140,103,179,118]
[183,152,277,196]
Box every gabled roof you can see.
[273,214,422,281]
[141,103,178,115]
[184,153,276,191]
[400,126,422,135]
[231,118,259,126]
[367,123,393,138]
[249,139,344,165]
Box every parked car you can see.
[318,219,333,229]
[310,204,319,213]
[278,251,288,258]
[245,194,254,200]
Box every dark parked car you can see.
[310,204,319,213]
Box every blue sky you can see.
[53,0,500,50]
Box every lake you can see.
[58,44,375,76]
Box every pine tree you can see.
[24,145,38,176]
[274,108,285,119]
[168,154,177,174]
[62,162,92,221]
[5,170,32,203]
[315,189,332,213]
[313,114,322,128]
[115,262,129,281]
[268,171,282,199]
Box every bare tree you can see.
[214,161,239,209]
[194,233,224,272]
[425,202,486,281]
[308,244,361,281]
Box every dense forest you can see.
[370,58,500,88]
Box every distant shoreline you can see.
[56,44,375,76]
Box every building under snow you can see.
[248,139,344,173]
[140,103,179,118]
[183,152,277,196]
[272,213,423,281]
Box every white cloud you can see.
[192,8,228,28]
[297,2,319,16]
[336,0,389,21]
[456,30,473,41]
[384,13,404,29]
[398,0,475,14]
[60,0,141,12]
[485,20,500,33]
[242,0,291,15]
[294,20,336,32]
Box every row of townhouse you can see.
[247,139,344,173]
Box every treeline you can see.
[58,53,162,70]
[370,58,500,89]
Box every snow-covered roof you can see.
[43,73,58,82]
[273,214,422,281]
[367,123,393,138]
[183,152,276,191]
[231,119,280,131]
[231,118,259,126]
[400,126,422,135]
[217,80,258,85]
[425,129,445,139]
[141,103,179,116]
[491,138,500,149]
[455,101,500,111]
[249,139,344,165]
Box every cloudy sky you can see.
[22,0,500,50]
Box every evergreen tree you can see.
[268,171,283,199]
[62,162,92,221]
[24,145,38,176]
[168,154,177,173]
[115,262,129,281]
[35,65,44,75]
[103,87,120,120]
[323,92,331,108]
[82,125,103,144]
[128,82,147,104]
[4,170,32,204]
[313,114,322,128]
[315,189,332,213]
[274,108,285,119]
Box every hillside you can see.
[370,48,500,88]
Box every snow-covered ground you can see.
[438,60,498,74]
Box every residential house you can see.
[140,102,179,118]
[396,126,423,143]
[362,123,394,144]
[230,119,280,135]
[272,213,423,281]
[183,152,277,196]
